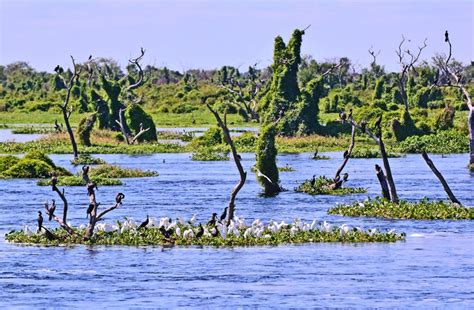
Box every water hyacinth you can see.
[6,215,405,246]
[328,197,474,220]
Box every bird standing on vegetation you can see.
[445,30,449,42]
[207,213,218,227]
[196,224,204,238]
[310,175,316,186]
[138,215,149,230]
[219,207,228,222]
[159,226,173,239]
[37,211,43,233]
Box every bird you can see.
[37,211,43,233]
[255,168,273,184]
[445,30,449,42]
[51,174,58,187]
[220,207,228,222]
[207,213,218,227]
[310,175,316,186]
[342,173,349,182]
[49,200,56,221]
[343,150,349,158]
[86,203,94,218]
[159,226,173,239]
[54,65,63,74]
[374,115,382,129]
[236,154,242,161]
[360,120,367,133]
[115,193,125,204]
[348,108,353,120]
[82,165,90,176]
[88,55,93,60]
[196,224,204,238]
[138,215,149,230]
[339,111,347,122]
[188,214,197,225]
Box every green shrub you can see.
[193,126,224,147]
[434,106,455,131]
[0,155,20,173]
[125,103,157,142]
[398,130,468,153]
[3,159,55,178]
[77,113,97,146]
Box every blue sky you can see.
[0,0,472,72]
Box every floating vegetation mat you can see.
[295,176,367,196]
[6,217,405,246]
[328,197,474,220]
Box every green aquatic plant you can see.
[191,149,229,161]
[88,164,158,178]
[70,154,107,165]
[295,175,367,196]
[351,148,402,158]
[398,130,468,154]
[37,175,122,186]
[328,197,474,220]
[5,217,405,246]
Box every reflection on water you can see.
[0,153,473,307]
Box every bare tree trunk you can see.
[421,152,461,204]
[378,138,399,203]
[207,104,247,223]
[334,124,356,180]
[375,164,391,200]
[52,184,69,225]
[62,107,79,159]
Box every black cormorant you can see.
[138,215,149,230]
[37,211,43,233]
[207,213,218,227]
[220,207,228,222]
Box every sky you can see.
[0,0,472,73]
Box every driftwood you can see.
[207,103,247,224]
[421,152,461,205]
[375,164,391,200]
[342,113,399,203]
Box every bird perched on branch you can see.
[138,215,149,230]
[82,165,90,176]
[48,200,56,221]
[86,203,95,218]
[87,182,98,195]
[37,211,43,233]
[51,173,58,187]
[207,213,218,227]
[360,120,367,133]
[343,150,349,158]
[115,193,125,204]
[342,173,349,182]
[445,30,449,42]
[339,111,347,122]
[54,65,64,74]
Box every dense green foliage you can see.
[255,123,280,195]
[398,130,468,153]
[328,197,474,220]
[0,151,71,178]
[77,113,97,146]
[295,176,367,195]
[125,103,157,142]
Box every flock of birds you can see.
[25,207,393,240]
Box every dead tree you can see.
[334,120,356,181]
[56,56,85,159]
[395,36,428,115]
[216,64,263,122]
[82,166,125,239]
[341,113,399,203]
[115,107,150,145]
[206,103,247,224]
[434,31,474,168]
[421,152,461,204]
[375,164,391,200]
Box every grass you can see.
[295,176,367,196]
[5,218,405,246]
[328,197,474,220]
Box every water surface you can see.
[0,153,473,308]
